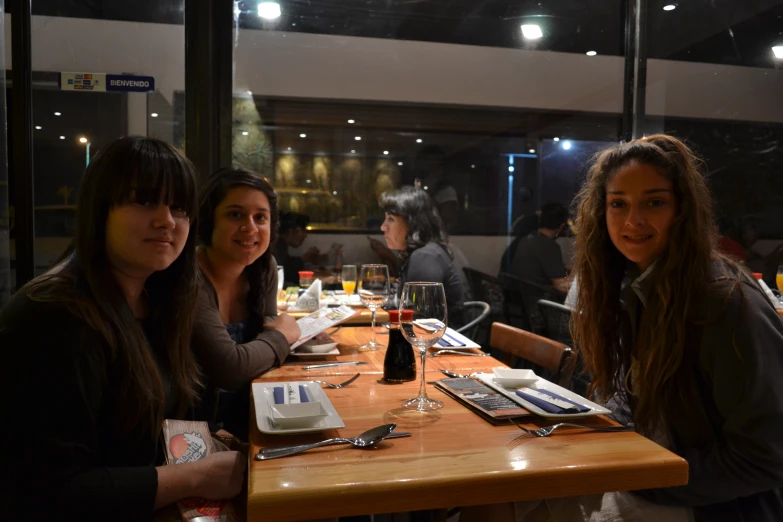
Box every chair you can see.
[489,322,573,389]
[462,268,504,320]
[455,301,491,341]
[537,299,573,346]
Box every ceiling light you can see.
[351,149,356,153]
[398,162,403,166]
[355,136,361,141]
[59,135,65,140]
[553,137,560,142]
[306,179,311,183]
[423,186,429,190]
[333,191,337,195]
[287,147,291,151]
[299,133,306,138]
[54,112,61,116]
[150,112,159,118]
[242,131,249,136]
[347,119,355,124]
[416,138,423,143]
[528,148,535,153]
[521,24,543,40]
[562,141,572,150]
[663,4,676,11]
[508,166,515,173]
[586,51,597,56]
[383,150,389,155]
[258,2,281,20]
[773,46,783,59]
[78,137,88,143]
[35,125,41,130]
[471,165,475,168]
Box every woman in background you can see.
[193,167,299,439]
[0,136,244,521]
[379,186,467,321]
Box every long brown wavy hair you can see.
[25,136,202,436]
[571,134,739,436]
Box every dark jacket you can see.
[617,261,783,522]
[399,242,464,322]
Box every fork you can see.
[512,421,633,437]
[429,349,490,357]
[311,373,360,389]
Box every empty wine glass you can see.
[399,282,447,411]
[358,264,390,351]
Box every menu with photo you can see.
[291,305,358,349]
[435,377,532,424]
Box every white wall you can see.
[6,15,782,123]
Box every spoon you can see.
[254,424,397,460]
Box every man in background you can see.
[275,212,320,287]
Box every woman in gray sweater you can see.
[193,168,299,438]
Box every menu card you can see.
[291,304,358,349]
[435,378,532,424]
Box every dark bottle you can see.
[383,309,417,383]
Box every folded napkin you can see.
[515,387,590,414]
[273,385,310,405]
[292,279,322,312]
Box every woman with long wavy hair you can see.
[192,167,299,439]
[0,137,245,521]
[567,134,783,521]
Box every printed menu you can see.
[291,304,358,349]
[435,377,532,424]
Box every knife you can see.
[303,361,368,370]
[255,431,412,458]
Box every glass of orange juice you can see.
[776,265,783,294]
[342,265,357,296]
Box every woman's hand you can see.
[155,451,246,508]
[266,313,301,344]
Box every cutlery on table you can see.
[255,430,412,459]
[303,361,368,370]
[311,373,360,389]
[439,369,480,379]
[512,421,633,437]
[254,424,398,460]
[429,349,490,357]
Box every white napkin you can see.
[292,279,321,312]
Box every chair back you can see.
[463,268,504,318]
[489,322,573,389]
[537,299,573,346]
[454,301,491,340]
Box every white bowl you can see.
[492,368,538,388]
[296,341,338,354]
[270,402,329,429]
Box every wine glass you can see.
[399,282,447,411]
[341,265,357,297]
[358,264,390,351]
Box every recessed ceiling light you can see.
[54,112,61,116]
[521,24,543,40]
[347,119,355,124]
[509,166,515,173]
[663,4,676,11]
[586,51,597,56]
[355,136,362,141]
[287,147,291,151]
[773,46,783,59]
[529,148,536,153]
[299,133,306,138]
[398,162,403,166]
[383,150,389,155]
[351,150,356,153]
[333,191,337,195]
[78,137,88,143]
[59,135,65,140]
[423,186,429,190]
[151,112,159,118]
[35,125,42,130]
[562,141,572,150]
[258,1,281,19]
[416,138,423,143]
[553,137,560,142]
[242,131,249,136]
[471,165,475,168]
[306,179,311,183]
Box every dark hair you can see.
[571,134,746,437]
[380,186,451,257]
[539,202,567,230]
[279,212,309,235]
[198,167,279,336]
[27,136,201,436]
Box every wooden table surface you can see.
[248,328,688,521]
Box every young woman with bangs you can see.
[192,167,299,439]
[0,137,244,521]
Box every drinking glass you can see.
[342,265,357,296]
[399,282,447,411]
[777,265,783,294]
[358,264,390,351]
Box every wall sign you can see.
[59,73,155,92]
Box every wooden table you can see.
[248,329,688,521]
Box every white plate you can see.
[475,372,611,419]
[252,381,345,434]
[429,327,481,350]
[295,341,338,354]
[492,368,538,387]
[289,348,340,358]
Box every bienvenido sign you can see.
[59,72,155,93]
